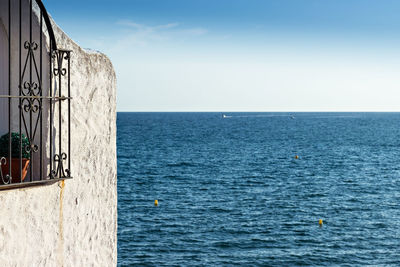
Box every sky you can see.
[44,0,400,112]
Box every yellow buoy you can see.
[295,155,299,159]
[319,219,323,226]
[154,200,158,206]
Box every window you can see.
[0,0,71,189]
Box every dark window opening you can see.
[0,0,72,189]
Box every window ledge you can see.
[0,177,73,191]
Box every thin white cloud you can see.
[117,19,207,36]
[117,20,179,32]
[155,23,180,30]
[181,27,208,36]
[113,19,208,47]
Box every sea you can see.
[117,112,400,266]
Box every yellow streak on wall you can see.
[57,180,65,266]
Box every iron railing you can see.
[0,0,72,189]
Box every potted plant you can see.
[0,132,31,183]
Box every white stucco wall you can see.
[0,1,117,266]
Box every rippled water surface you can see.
[117,112,400,266]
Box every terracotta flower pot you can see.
[1,158,30,184]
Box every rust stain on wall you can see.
[57,180,65,266]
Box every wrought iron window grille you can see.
[0,0,72,190]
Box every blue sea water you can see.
[117,112,400,266]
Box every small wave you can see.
[212,241,236,248]
[223,114,294,119]
[209,206,232,213]
[163,175,179,179]
[166,162,197,167]
[313,115,359,119]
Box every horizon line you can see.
[116,110,400,113]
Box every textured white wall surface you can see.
[0,1,117,266]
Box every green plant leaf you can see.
[0,132,31,159]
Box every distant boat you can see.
[222,114,227,118]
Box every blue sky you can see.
[45,0,400,111]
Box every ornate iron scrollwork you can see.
[21,98,40,113]
[24,41,38,51]
[0,158,11,185]
[49,49,72,180]
[52,50,69,77]
[50,153,70,179]
[17,29,44,175]
[0,0,72,189]
[22,81,40,97]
